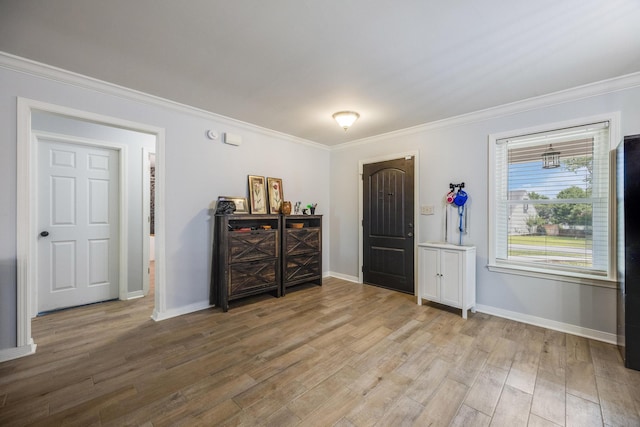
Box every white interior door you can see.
[37,138,119,313]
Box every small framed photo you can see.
[267,177,284,214]
[217,196,249,214]
[248,175,267,214]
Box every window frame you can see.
[488,113,620,288]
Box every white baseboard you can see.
[126,290,145,300]
[327,271,361,283]
[149,273,360,321]
[475,304,617,345]
[151,300,212,321]
[0,342,37,363]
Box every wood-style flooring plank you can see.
[463,363,509,417]
[530,370,566,426]
[527,413,562,427]
[412,377,468,426]
[594,374,639,427]
[565,393,603,427]
[490,384,532,427]
[450,404,491,427]
[343,371,412,426]
[374,395,424,427]
[505,338,542,395]
[287,369,354,420]
[403,357,452,405]
[0,276,638,426]
[566,359,598,404]
[297,386,361,427]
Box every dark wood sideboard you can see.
[211,214,323,311]
[211,214,281,312]
[281,215,322,295]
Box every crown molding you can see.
[0,51,329,151]
[332,71,640,152]
[3,51,638,154]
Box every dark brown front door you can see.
[362,156,415,294]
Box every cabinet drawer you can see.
[229,230,278,263]
[285,228,320,255]
[228,259,278,296]
[284,253,320,282]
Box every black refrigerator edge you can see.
[617,133,640,371]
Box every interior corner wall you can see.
[0,64,330,351]
[330,85,640,337]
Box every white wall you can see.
[1,53,638,355]
[0,58,330,351]
[330,82,640,339]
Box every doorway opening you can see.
[143,150,156,297]
[35,133,123,314]
[359,152,419,294]
[16,98,166,355]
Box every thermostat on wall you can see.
[223,132,242,146]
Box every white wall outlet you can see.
[420,205,435,215]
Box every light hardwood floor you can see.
[1,276,639,426]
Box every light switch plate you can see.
[421,205,435,215]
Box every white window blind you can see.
[493,121,610,275]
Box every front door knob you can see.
[40,231,49,237]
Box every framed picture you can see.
[267,177,284,214]
[248,175,267,214]
[217,196,249,214]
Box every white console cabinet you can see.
[417,242,476,319]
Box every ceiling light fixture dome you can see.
[332,111,360,131]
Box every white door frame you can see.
[141,147,153,297]
[16,98,167,356]
[33,130,128,314]
[358,150,420,286]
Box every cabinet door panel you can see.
[419,247,439,301]
[284,253,320,282]
[229,231,278,262]
[441,250,462,307]
[285,228,320,255]
[228,259,278,296]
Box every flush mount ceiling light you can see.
[332,111,360,131]
[541,144,561,169]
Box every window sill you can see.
[486,263,617,289]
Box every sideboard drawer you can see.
[284,253,320,282]
[228,230,278,263]
[285,228,320,256]
[228,259,279,296]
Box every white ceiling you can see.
[1,0,639,146]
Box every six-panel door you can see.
[38,138,119,313]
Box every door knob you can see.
[40,231,49,237]
[407,232,413,237]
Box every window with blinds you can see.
[493,121,610,276]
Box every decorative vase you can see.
[281,201,292,215]
[310,207,316,215]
